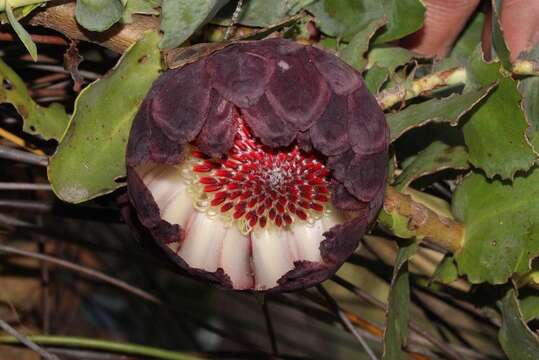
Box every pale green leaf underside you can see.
[48,31,162,203]
[0,59,69,140]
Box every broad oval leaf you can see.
[75,0,124,32]
[308,0,383,41]
[48,31,162,203]
[363,46,414,92]
[498,289,539,360]
[520,291,539,322]
[160,0,229,49]
[450,12,484,61]
[394,141,469,190]
[234,0,312,27]
[463,48,537,179]
[340,17,386,71]
[367,46,415,73]
[518,44,539,151]
[375,0,425,44]
[490,0,512,71]
[121,0,160,23]
[452,170,539,284]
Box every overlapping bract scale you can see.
[125,38,389,293]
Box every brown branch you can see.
[383,187,465,253]
[28,2,160,54]
[384,186,464,253]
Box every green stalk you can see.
[376,67,467,110]
[0,335,203,360]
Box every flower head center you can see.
[267,168,287,189]
[188,115,331,234]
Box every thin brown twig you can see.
[28,88,67,98]
[0,244,162,304]
[331,275,387,310]
[17,63,100,80]
[0,319,59,360]
[0,145,48,166]
[0,183,51,191]
[0,129,45,156]
[0,245,265,351]
[0,200,51,212]
[36,216,50,335]
[0,200,124,223]
[0,213,36,228]
[32,73,69,85]
[224,0,244,40]
[331,276,461,360]
[0,32,67,46]
[316,286,379,360]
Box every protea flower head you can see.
[126,38,388,292]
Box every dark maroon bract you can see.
[126,38,388,292]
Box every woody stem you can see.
[380,187,465,253]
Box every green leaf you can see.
[5,1,37,62]
[518,45,539,151]
[376,0,425,43]
[452,170,539,284]
[363,47,414,93]
[0,3,42,24]
[431,254,459,284]
[0,59,69,140]
[378,208,416,240]
[308,0,383,41]
[498,289,539,360]
[75,0,124,32]
[387,85,494,142]
[463,48,537,179]
[394,141,469,190]
[230,0,312,27]
[340,17,386,71]
[48,31,162,203]
[382,241,418,360]
[520,293,539,322]
[520,76,539,149]
[490,0,512,71]
[214,0,313,27]
[287,0,317,14]
[450,12,484,62]
[122,0,160,23]
[368,46,415,73]
[363,65,387,93]
[160,0,229,49]
[235,0,289,27]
